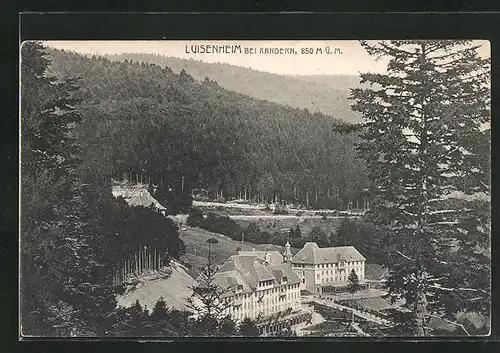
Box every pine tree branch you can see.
[426,314,470,336]
[397,251,415,261]
[428,284,487,294]
[427,221,459,226]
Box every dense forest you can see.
[47,49,368,209]
[21,42,186,336]
[104,53,363,123]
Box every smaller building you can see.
[112,183,167,215]
[291,242,366,294]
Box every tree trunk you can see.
[413,289,428,336]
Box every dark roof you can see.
[112,185,167,210]
[238,250,283,265]
[197,253,300,296]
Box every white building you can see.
[290,242,366,294]
[195,250,311,334]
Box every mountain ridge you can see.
[103,53,363,123]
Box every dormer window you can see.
[283,276,288,283]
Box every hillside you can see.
[46,48,368,210]
[116,261,196,312]
[104,53,363,123]
[178,226,293,278]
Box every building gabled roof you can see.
[291,242,365,264]
[238,250,283,265]
[197,253,300,296]
[112,185,167,210]
[270,263,300,285]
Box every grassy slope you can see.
[116,261,197,311]
[179,226,294,278]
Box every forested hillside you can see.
[104,53,363,124]
[47,49,368,209]
[21,43,186,336]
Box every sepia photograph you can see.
[19,39,491,338]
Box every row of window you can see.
[256,283,300,293]
[259,279,274,287]
[236,297,301,313]
[318,267,363,276]
[317,261,363,268]
[316,272,364,283]
[228,289,301,304]
[229,301,301,320]
[294,261,364,269]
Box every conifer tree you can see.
[351,40,490,336]
[239,317,260,336]
[347,269,360,295]
[21,41,91,336]
[186,238,237,336]
[21,41,119,337]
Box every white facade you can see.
[195,252,303,323]
[221,280,301,321]
[290,243,366,293]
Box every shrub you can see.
[273,204,288,215]
[201,212,242,239]
[187,207,204,227]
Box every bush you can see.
[215,196,227,203]
[289,237,307,249]
[187,207,204,227]
[273,204,288,215]
[269,232,287,247]
[243,222,270,244]
[154,185,193,215]
[201,212,242,239]
[308,226,329,247]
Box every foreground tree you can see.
[20,41,118,336]
[239,317,260,337]
[186,238,238,336]
[351,40,491,335]
[347,269,360,324]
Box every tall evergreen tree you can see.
[238,317,260,337]
[20,41,117,336]
[186,239,237,336]
[351,40,490,335]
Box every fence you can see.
[112,246,167,286]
